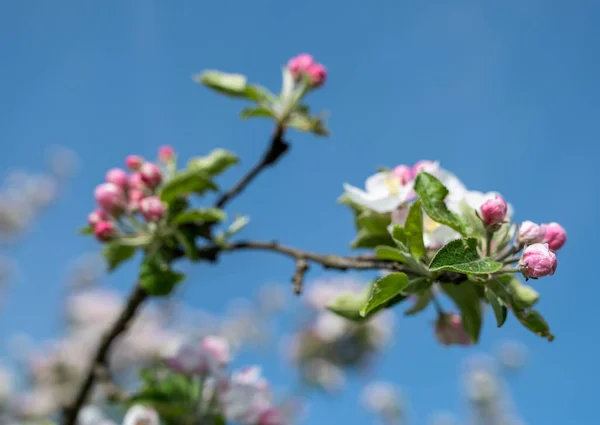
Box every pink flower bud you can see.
[128,189,145,211]
[128,172,146,190]
[201,336,230,368]
[307,63,327,87]
[392,165,412,185]
[105,168,129,189]
[480,195,507,226]
[542,222,567,251]
[257,407,284,425]
[158,145,175,162]
[94,183,124,213]
[435,314,471,346]
[125,155,144,171]
[517,221,545,245]
[88,209,107,226]
[139,163,162,189]
[412,160,438,176]
[139,196,166,222]
[287,53,314,78]
[519,243,557,278]
[93,221,116,242]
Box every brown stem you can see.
[61,285,147,425]
[215,125,288,209]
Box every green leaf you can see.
[515,309,554,341]
[414,172,468,235]
[405,199,426,260]
[485,286,508,327]
[187,149,239,177]
[241,106,276,120]
[429,238,503,275]
[404,291,432,316]
[286,113,329,136]
[139,257,186,296]
[441,282,483,343]
[244,84,275,104]
[174,230,198,261]
[172,208,227,225]
[506,277,539,308]
[403,277,433,294]
[78,225,93,235]
[117,235,152,247]
[390,224,408,246]
[357,210,391,234]
[360,273,409,317]
[375,246,407,263]
[160,169,217,203]
[225,215,250,238]
[103,242,136,272]
[327,290,371,322]
[195,70,248,98]
[351,229,394,249]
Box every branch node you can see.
[292,258,310,295]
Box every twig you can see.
[215,125,288,208]
[292,258,310,294]
[61,285,148,425]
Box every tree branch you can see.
[62,126,291,425]
[61,285,148,425]
[215,125,288,208]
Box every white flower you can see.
[313,311,349,342]
[304,359,345,392]
[360,381,403,416]
[122,405,159,425]
[343,171,414,213]
[222,366,272,425]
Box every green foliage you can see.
[172,208,227,225]
[404,291,432,316]
[327,286,373,322]
[506,277,540,308]
[404,199,426,260]
[160,169,217,204]
[375,246,407,263]
[241,106,276,120]
[78,225,93,235]
[103,242,137,272]
[441,282,483,343]
[187,149,239,177]
[414,172,468,235]
[360,273,409,317]
[429,238,503,275]
[485,286,508,327]
[286,112,329,136]
[139,256,186,296]
[515,309,554,342]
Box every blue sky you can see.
[1,0,599,424]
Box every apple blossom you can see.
[105,168,129,189]
[87,209,106,226]
[125,155,144,171]
[392,164,412,185]
[139,196,166,222]
[93,221,116,242]
[343,171,415,213]
[542,222,567,251]
[128,172,146,190]
[122,405,159,425]
[139,163,162,189]
[158,145,175,162]
[306,63,327,87]
[517,221,545,245]
[127,189,145,211]
[480,195,508,226]
[435,314,472,346]
[93,183,123,213]
[519,243,557,278]
[287,54,314,78]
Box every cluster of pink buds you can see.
[287,53,327,88]
[516,221,566,279]
[87,146,174,242]
[480,195,508,227]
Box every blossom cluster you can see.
[87,146,175,242]
[285,277,394,392]
[287,54,327,88]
